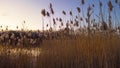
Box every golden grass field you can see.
[0,33,120,68]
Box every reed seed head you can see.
[46,12,50,17]
[62,10,66,15]
[99,1,102,7]
[41,9,46,16]
[77,7,81,13]
[108,1,113,11]
[69,11,73,16]
[81,0,85,5]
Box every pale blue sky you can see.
[0,0,120,30]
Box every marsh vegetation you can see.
[0,0,120,68]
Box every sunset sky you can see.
[0,0,120,30]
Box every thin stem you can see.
[42,17,44,33]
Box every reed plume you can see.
[53,18,56,25]
[46,12,50,17]
[59,18,62,22]
[62,10,66,15]
[81,0,85,5]
[99,1,102,7]
[69,11,73,16]
[50,3,54,14]
[77,7,81,13]
[41,9,46,17]
[108,0,113,12]
[115,0,118,4]
[70,20,73,24]
[41,9,46,32]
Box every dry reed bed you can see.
[0,34,119,68]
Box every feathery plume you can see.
[99,1,102,7]
[108,1,113,11]
[49,3,54,14]
[70,20,73,24]
[50,8,54,14]
[16,26,18,29]
[92,4,94,7]
[115,0,118,4]
[62,10,66,15]
[46,12,50,17]
[53,18,56,25]
[59,18,62,22]
[77,7,81,13]
[69,11,73,16]
[76,16,78,19]
[74,19,79,27]
[61,22,63,26]
[87,6,91,17]
[46,24,48,27]
[66,22,69,27]
[56,18,58,21]
[41,9,46,16]
[80,17,83,21]
[24,20,26,24]
[81,0,85,5]
[50,3,52,8]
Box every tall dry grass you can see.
[0,33,120,68]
